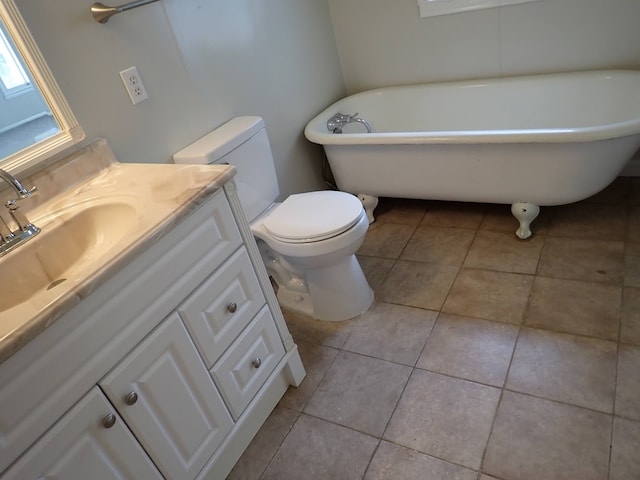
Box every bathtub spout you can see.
[351,117,373,133]
[327,112,372,134]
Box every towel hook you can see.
[91,0,160,24]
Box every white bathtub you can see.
[304,70,640,238]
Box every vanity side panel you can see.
[193,182,307,479]
[223,181,301,367]
[196,350,301,480]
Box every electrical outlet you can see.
[119,66,148,105]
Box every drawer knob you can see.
[125,391,139,406]
[251,358,262,369]
[227,302,238,314]
[102,413,117,429]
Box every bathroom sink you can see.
[0,153,236,363]
[0,201,138,313]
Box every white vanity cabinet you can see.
[0,181,305,479]
[2,387,163,480]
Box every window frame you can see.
[0,0,84,175]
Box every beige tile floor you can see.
[229,177,640,480]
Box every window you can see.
[0,25,31,96]
[418,0,542,18]
[0,0,83,175]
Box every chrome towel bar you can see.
[91,0,160,24]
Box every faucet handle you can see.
[3,185,37,209]
[20,185,38,199]
[5,198,37,233]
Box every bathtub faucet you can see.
[327,112,372,134]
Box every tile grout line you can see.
[255,408,302,480]
[361,284,438,479]
[257,342,345,479]
[476,311,524,479]
[426,207,485,318]
[607,284,625,480]
[363,205,483,478]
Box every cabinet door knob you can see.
[251,358,262,369]
[102,413,117,429]
[125,391,139,405]
[227,302,238,314]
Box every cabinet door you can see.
[99,313,233,480]
[2,387,162,480]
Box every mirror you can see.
[0,0,83,175]
[0,23,58,160]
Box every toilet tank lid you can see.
[173,116,265,165]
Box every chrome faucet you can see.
[0,169,37,199]
[327,112,372,134]
[0,168,40,257]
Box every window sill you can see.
[418,0,541,18]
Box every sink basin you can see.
[0,152,236,364]
[0,202,138,313]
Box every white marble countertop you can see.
[0,139,235,363]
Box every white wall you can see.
[327,0,640,174]
[328,0,640,93]
[13,0,640,188]
[15,0,345,196]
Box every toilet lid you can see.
[262,191,363,243]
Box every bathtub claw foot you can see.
[511,202,540,240]
[358,194,379,223]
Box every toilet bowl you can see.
[251,191,373,321]
[173,116,374,321]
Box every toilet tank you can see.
[173,116,280,223]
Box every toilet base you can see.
[276,255,374,321]
[277,289,315,318]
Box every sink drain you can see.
[47,278,67,290]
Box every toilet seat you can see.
[262,191,363,243]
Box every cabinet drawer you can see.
[211,307,286,419]
[178,248,265,368]
[188,188,244,272]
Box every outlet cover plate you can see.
[119,66,148,105]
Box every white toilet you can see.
[173,116,373,321]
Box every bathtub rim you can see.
[305,69,640,146]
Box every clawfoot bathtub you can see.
[305,70,640,239]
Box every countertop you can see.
[0,139,235,364]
